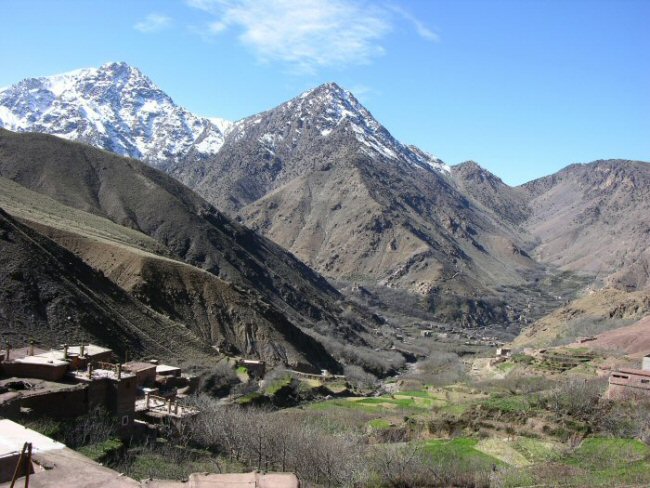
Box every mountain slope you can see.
[3,64,630,329]
[0,64,560,318]
[0,62,228,171]
[180,83,556,326]
[179,82,449,214]
[511,288,650,350]
[0,128,381,370]
[0,175,339,369]
[451,161,530,225]
[0,206,215,364]
[567,314,650,358]
[521,160,650,290]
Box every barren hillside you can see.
[512,288,650,349]
[521,160,650,290]
[0,129,387,372]
[0,206,214,364]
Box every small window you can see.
[641,379,649,384]
[121,415,130,426]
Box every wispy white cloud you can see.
[186,0,390,72]
[186,0,438,72]
[388,5,440,42]
[134,13,173,33]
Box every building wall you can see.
[85,377,110,410]
[643,356,650,372]
[111,378,136,417]
[0,392,21,419]
[0,452,30,484]
[608,372,650,400]
[20,388,88,418]
[0,362,68,381]
[89,351,114,364]
[125,366,156,388]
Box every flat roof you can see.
[29,344,112,361]
[0,419,65,457]
[155,365,181,373]
[2,347,49,361]
[142,472,300,488]
[0,391,20,405]
[69,369,135,382]
[66,344,112,356]
[0,377,86,401]
[0,443,140,488]
[615,368,650,378]
[13,355,68,367]
[188,472,300,488]
[122,361,157,372]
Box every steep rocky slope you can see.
[511,288,650,349]
[181,82,449,214]
[0,129,379,370]
[0,206,214,364]
[3,63,648,332]
[521,160,650,290]
[451,161,531,226]
[0,176,339,369]
[191,84,557,326]
[0,62,229,171]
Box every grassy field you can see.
[308,385,484,416]
[423,438,501,467]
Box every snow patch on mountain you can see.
[231,81,450,175]
[0,62,230,169]
[0,64,449,178]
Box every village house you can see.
[495,347,511,358]
[0,342,195,434]
[607,354,650,400]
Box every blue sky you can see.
[1,0,648,185]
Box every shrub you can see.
[200,360,239,396]
[344,364,377,391]
[545,378,606,419]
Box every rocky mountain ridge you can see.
[521,159,650,290]
[174,81,450,213]
[0,62,229,171]
[1,63,649,331]
[0,129,391,372]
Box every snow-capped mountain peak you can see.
[0,64,448,179]
[0,62,230,169]
[231,81,449,174]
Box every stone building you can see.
[607,355,650,400]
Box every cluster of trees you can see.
[180,396,492,487]
[185,397,366,486]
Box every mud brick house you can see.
[0,342,195,436]
[0,343,112,381]
[0,344,135,430]
[122,361,157,388]
[607,355,650,400]
[0,419,141,487]
[69,365,137,429]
